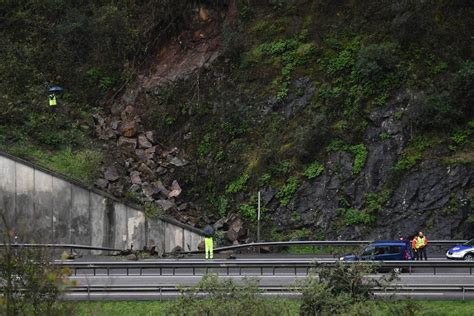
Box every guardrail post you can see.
[434,266,437,275]
[462,287,465,301]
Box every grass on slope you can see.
[2,143,103,185]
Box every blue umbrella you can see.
[48,86,64,93]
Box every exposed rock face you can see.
[267,92,473,239]
[379,165,472,239]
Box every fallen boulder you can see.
[104,166,120,182]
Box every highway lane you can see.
[65,274,474,301]
[67,257,469,277]
[61,258,474,300]
[70,274,474,287]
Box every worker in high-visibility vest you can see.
[203,225,214,260]
[48,94,57,107]
[415,231,429,260]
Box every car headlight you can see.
[339,257,345,261]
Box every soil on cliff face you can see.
[93,1,474,243]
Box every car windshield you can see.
[362,246,375,256]
[463,240,474,246]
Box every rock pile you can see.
[93,105,190,216]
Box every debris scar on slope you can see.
[141,25,222,89]
[116,5,233,115]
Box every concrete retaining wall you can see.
[0,151,202,252]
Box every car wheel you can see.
[464,254,474,261]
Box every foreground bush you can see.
[164,274,295,316]
[299,261,417,316]
[0,214,73,316]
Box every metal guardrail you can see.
[63,283,474,301]
[60,259,474,276]
[0,243,121,252]
[184,240,468,254]
[0,240,466,254]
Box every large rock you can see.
[156,199,176,212]
[95,178,109,189]
[142,183,158,197]
[168,180,182,198]
[144,146,159,160]
[171,245,183,254]
[145,131,156,144]
[130,171,142,185]
[104,166,120,182]
[153,181,170,197]
[225,229,239,242]
[197,240,205,251]
[118,136,137,151]
[138,134,153,149]
[169,156,189,167]
[121,121,138,137]
[224,217,244,242]
[138,163,154,177]
[121,105,136,120]
[156,166,168,176]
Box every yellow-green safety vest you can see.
[49,94,57,106]
[416,236,426,249]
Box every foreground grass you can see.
[416,301,474,316]
[72,300,474,316]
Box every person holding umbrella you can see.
[203,225,215,260]
[48,86,63,111]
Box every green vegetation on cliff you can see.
[1,1,472,236]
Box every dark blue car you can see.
[341,240,413,261]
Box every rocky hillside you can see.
[1,1,473,243]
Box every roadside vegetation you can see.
[0,215,74,315]
[73,300,474,316]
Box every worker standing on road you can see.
[411,235,418,260]
[416,231,428,260]
[203,225,214,260]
